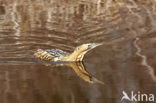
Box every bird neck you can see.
[62,48,88,61]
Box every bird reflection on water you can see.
[44,62,104,84]
[34,43,104,84]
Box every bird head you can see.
[67,43,103,61]
[76,43,103,52]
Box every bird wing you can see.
[34,48,68,61]
[45,49,68,57]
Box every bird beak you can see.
[93,43,103,48]
[91,77,104,84]
[87,43,103,51]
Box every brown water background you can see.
[0,0,156,103]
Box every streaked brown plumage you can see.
[34,43,103,62]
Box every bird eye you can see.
[88,44,92,49]
[77,47,80,50]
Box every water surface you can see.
[0,0,156,103]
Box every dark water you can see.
[1,0,156,103]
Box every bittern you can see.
[34,43,103,62]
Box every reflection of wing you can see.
[65,62,104,84]
[121,91,131,101]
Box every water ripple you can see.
[0,0,156,64]
[133,37,156,82]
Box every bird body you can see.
[34,49,69,61]
[34,43,103,62]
